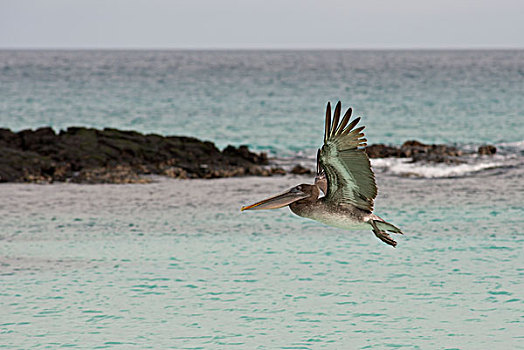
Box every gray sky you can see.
[1,0,523,49]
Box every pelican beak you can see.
[241,187,309,211]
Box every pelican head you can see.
[241,184,319,211]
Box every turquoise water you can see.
[1,50,523,155]
[1,172,523,349]
[1,50,523,348]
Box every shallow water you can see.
[2,170,523,349]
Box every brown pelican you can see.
[241,101,403,247]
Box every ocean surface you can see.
[1,50,523,349]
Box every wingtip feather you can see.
[336,107,352,135]
[332,101,342,136]
[343,116,361,134]
[351,126,365,135]
[324,102,331,143]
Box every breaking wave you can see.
[370,157,517,178]
[272,141,523,179]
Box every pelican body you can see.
[242,102,403,247]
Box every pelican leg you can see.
[370,220,397,247]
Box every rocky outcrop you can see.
[290,164,312,175]
[365,140,496,164]
[364,144,402,158]
[0,127,498,183]
[478,144,497,156]
[0,127,273,183]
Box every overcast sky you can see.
[1,0,523,49]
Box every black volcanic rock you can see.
[478,144,497,155]
[365,140,464,163]
[0,126,487,183]
[223,145,268,165]
[401,140,462,159]
[290,164,312,175]
[365,144,402,158]
[0,127,272,183]
[0,128,21,148]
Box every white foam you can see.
[370,157,508,178]
[272,145,523,179]
[497,140,524,152]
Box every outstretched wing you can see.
[317,101,377,211]
[314,149,328,195]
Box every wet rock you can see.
[401,140,462,160]
[365,140,464,163]
[0,127,482,183]
[162,166,188,179]
[270,167,286,175]
[72,165,150,184]
[290,164,312,175]
[0,146,56,183]
[223,145,268,165]
[365,144,401,158]
[0,127,272,183]
[0,128,21,148]
[478,144,496,156]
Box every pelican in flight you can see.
[241,101,403,247]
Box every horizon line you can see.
[1,46,523,51]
